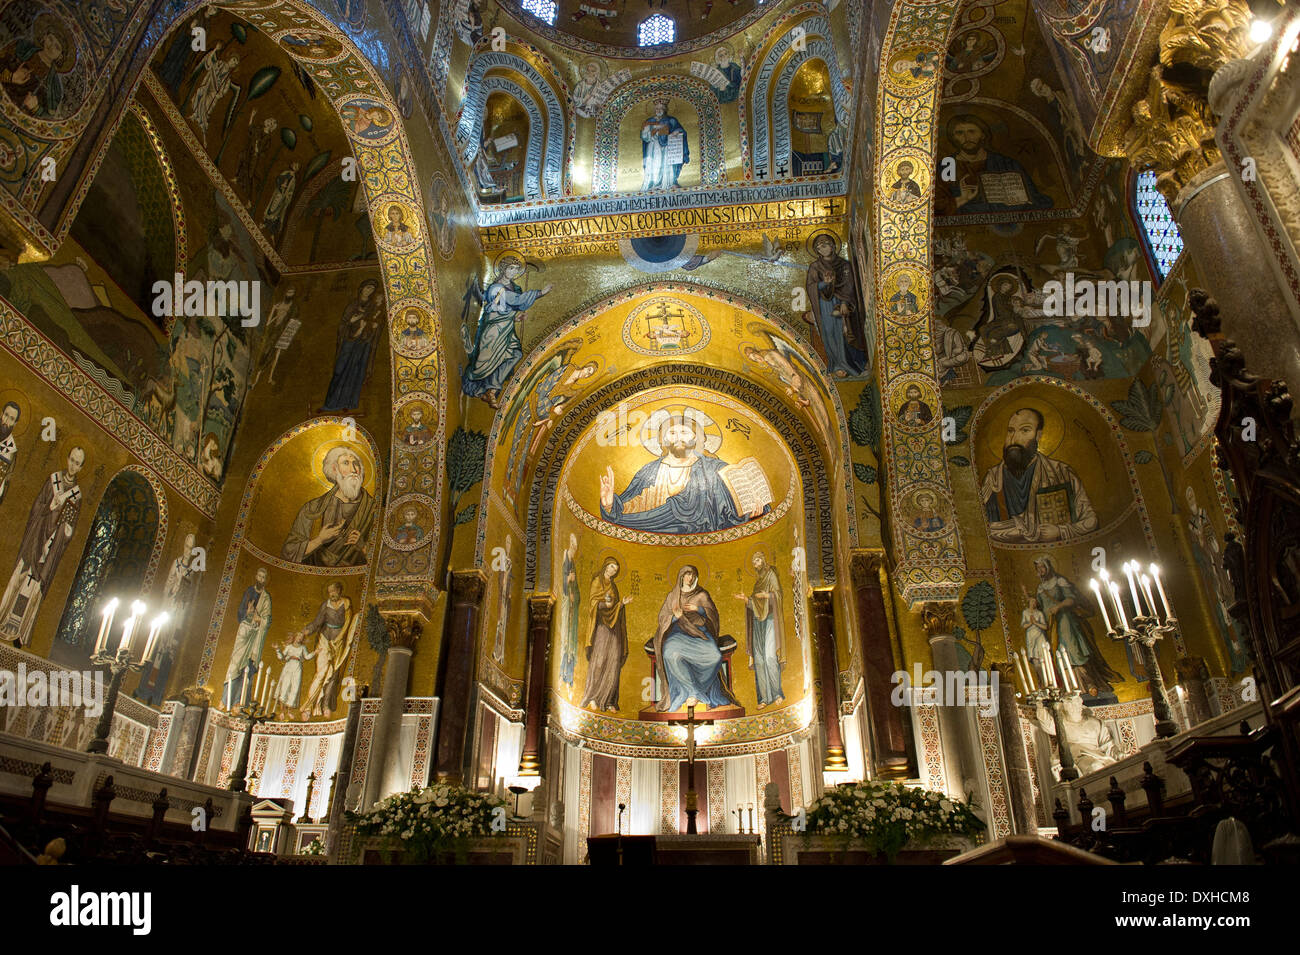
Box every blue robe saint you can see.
[601,454,759,534]
[463,280,540,398]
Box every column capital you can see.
[850,551,887,586]
[528,593,555,626]
[920,600,959,639]
[1115,2,1253,203]
[449,568,487,606]
[385,614,422,651]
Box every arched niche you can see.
[746,8,850,180]
[49,467,164,667]
[546,385,819,750]
[592,77,725,192]
[457,47,567,200]
[472,286,859,585]
[198,417,381,714]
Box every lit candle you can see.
[1139,574,1157,621]
[117,613,138,654]
[1108,581,1129,631]
[241,673,250,706]
[1149,564,1172,621]
[1089,579,1113,633]
[1122,562,1143,616]
[143,613,168,665]
[94,598,118,656]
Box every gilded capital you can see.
[1120,0,1254,203]
[449,568,487,607]
[385,615,422,651]
[920,601,958,638]
[850,551,887,587]
[528,594,555,629]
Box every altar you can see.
[587,833,762,865]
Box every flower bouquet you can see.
[349,782,506,863]
[801,780,985,862]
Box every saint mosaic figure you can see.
[599,412,771,535]
[223,567,272,707]
[558,533,581,690]
[804,233,867,378]
[640,99,689,190]
[0,446,83,647]
[980,408,1097,544]
[0,400,20,506]
[301,581,353,718]
[651,565,734,712]
[580,557,632,712]
[282,445,377,567]
[462,255,552,408]
[736,552,785,707]
[1033,556,1120,703]
[321,279,384,413]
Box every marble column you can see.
[992,662,1037,835]
[849,553,915,779]
[811,588,848,774]
[434,570,486,784]
[1173,161,1300,393]
[922,601,976,799]
[518,595,554,777]
[362,616,420,809]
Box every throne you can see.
[638,634,746,721]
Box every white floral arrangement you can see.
[802,780,984,859]
[302,838,326,856]
[350,783,506,860]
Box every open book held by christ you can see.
[719,457,774,518]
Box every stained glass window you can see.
[1134,169,1184,281]
[521,0,556,25]
[55,472,158,660]
[639,14,675,46]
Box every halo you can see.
[640,405,722,456]
[664,555,704,585]
[806,229,842,258]
[980,396,1066,466]
[0,390,32,439]
[492,249,526,274]
[309,433,378,494]
[33,14,76,73]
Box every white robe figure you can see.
[189,49,238,133]
[1036,695,1118,778]
[1021,602,1050,679]
[275,640,316,711]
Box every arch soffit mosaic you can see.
[65,0,450,609]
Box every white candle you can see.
[1150,564,1172,621]
[1090,579,1113,633]
[95,598,118,656]
[1025,652,1037,691]
[117,615,137,654]
[223,682,229,710]
[1139,574,1157,620]
[1108,582,1129,631]
[1012,651,1028,692]
[1123,562,1143,616]
[241,673,250,706]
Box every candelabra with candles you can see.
[1010,642,1087,781]
[1088,560,1181,739]
[226,665,277,793]
[87,597,169,755]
